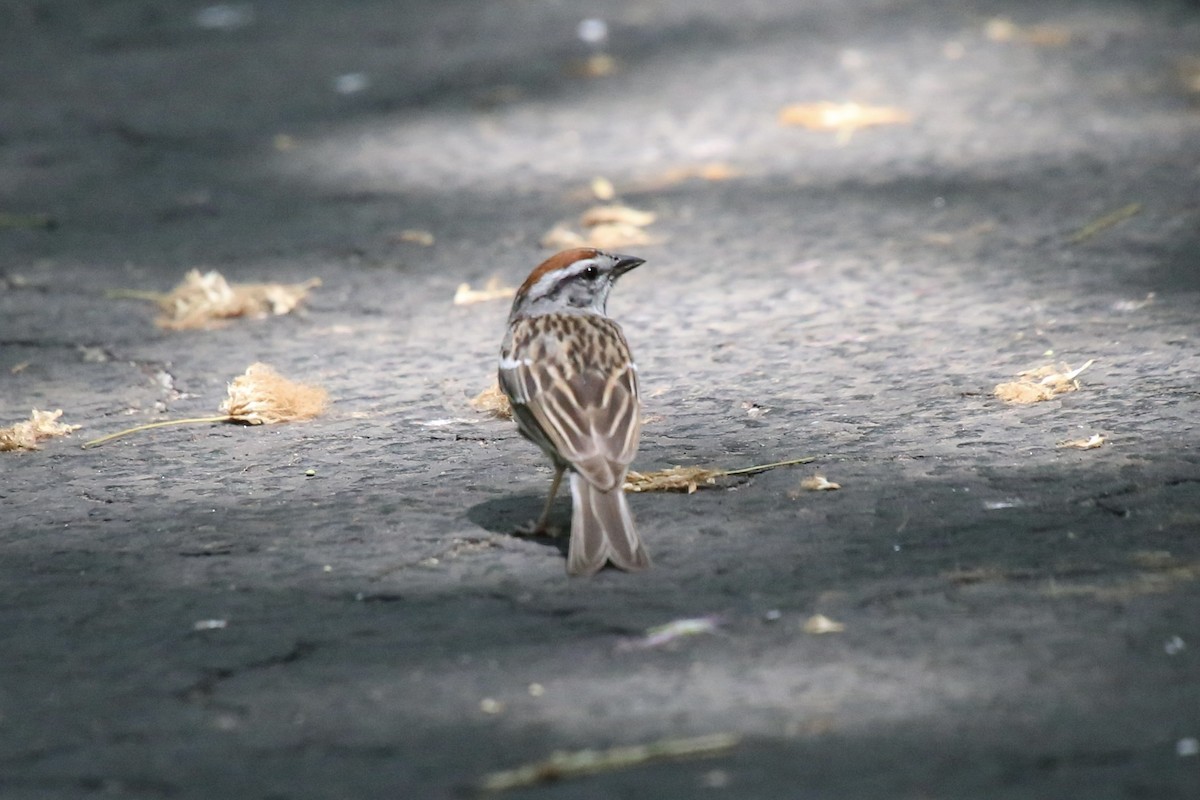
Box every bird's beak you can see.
[612,254,646,276]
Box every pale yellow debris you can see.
[454,277,516,306]
[478,733,739,792]
[779,102,911,137]
[803,614,846,634]
[624,466,723,494]
[590,176,616,201]
[220,363,328,425]
[156,269,320,330]
[397,229,435,246]
[542,204,659,250]
[0,409,80,451]
[799,475,841,491]
[470,383,513,420]
[1058,433,1105,450]
[994,359,1094,404]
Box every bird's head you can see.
[509,248,645,321]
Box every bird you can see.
[498,247,651,576]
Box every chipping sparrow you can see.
[499,247,650,576]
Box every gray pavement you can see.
[2,1,1199,798]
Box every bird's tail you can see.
[567,472,650,576]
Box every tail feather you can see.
[567,472,650,576]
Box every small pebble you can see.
[195,4,255,31]
[334,73,369,95]
[1177,737,1199,757]
[577,18,608,44]
[984,499,1023,510]
[193,619,228,631]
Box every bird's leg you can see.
[516,464,566,537]
[536,464,566,531]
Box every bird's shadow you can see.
[467,494,570,558]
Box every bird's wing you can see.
[500,314,640,492]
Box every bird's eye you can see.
[583,265,599,279]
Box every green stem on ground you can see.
[82,416,230,449]
[720,456,818,476]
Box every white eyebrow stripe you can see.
[525,259,596,301]
[526,273,560,301]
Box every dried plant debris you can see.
[590,176,616,201]
[949,553,1200,598]
[1068,203,1141,244]
[617,617,722,651]
[395,229,435,246]
[542,204,658,250]
[1058,433,1105,450]
[741,401,770,419]
[624,457,817,494]
[0,212,56,230]
[580,205,657,228]
[0,409,80,452]
[625,465,723,494]
[619,162,740,194]
[803,614,845,634]
[83,363,327,448]
[470,382,513,419]
[153,269,320,330]
[444,536,500,558]
[921,220,996,246]
[779,102,911,141]
[797,474,841,492]
[984,17,1072,46]
[220,362,328,424]
[569,53,617,78]
[478,733,740,793]
[376,536,505,577]
[643,162,740,189]
[454,277,516,306]
[540,223,589,250]
[1112,293,1154,313]
[1179,58,1200,94]
[1043,555,1200,601]
[943,566,1021,586]
[994,359,1094,404]
[580,222,654,250]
